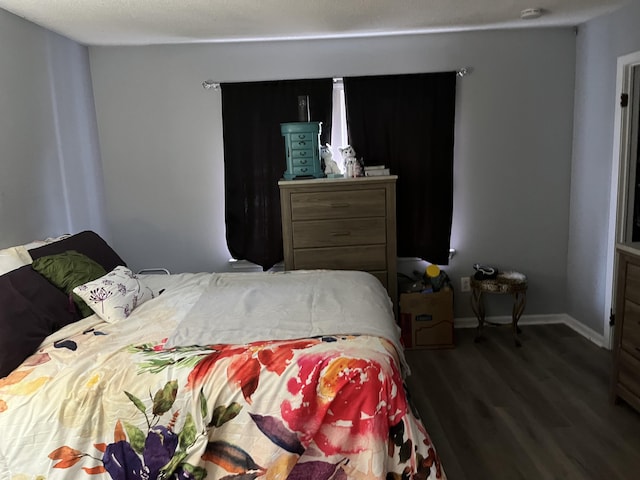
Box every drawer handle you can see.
[299,151,307,156]
[296,141,307,147]
[300,168,308,173]
[299,159,308,165]
[330,232,351,237]
[330,203,350,208]
[296,134,306,139]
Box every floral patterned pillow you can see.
[73,266,155,323]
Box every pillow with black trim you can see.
[73,266,155,323]
[31,251,107,318]
[29,230,126,272]
[0,265,80,378]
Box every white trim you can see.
[606,50,640,351]
[562,314,606,348]
[454,313,605,348]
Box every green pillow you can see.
[31,250,107,318]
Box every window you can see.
[221,78,333,270]
[343,72,457,265]
[222,73,456,268]
[330,78,348,169]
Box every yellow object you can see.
[426,264,440,278]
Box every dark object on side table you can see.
[473,263,498,280]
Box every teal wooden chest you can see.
[280,122,324,180]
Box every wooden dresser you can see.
[611,245,640,413]
[279,176,397,308]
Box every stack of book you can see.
[364,165,390,176]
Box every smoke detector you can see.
[521,8,543,20]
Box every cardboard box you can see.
[399,289,454,349]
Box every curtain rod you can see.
[202,68,472,90]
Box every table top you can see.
[470,271,528,294]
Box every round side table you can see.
[470,271,528,346]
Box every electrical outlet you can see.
[460,276,471,292]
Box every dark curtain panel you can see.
[344,72,456,265]
[221,78,333,270]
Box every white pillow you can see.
[73,266,155,323]
[0,245,32,275]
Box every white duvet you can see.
[0,269,440,479]
[164,269,402,358]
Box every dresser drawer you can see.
[618,349,640,399]
[291,149,314,160]
[290,165,316,177]
[292,217,386,248]
[626,263,640,305]
[294,245,387,271]
[291,188,386,221]
[290,139,312,149]
[288,132,315,142]
[292,157,313,167]
[622,299,640,358]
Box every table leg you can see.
[471,287,485,342]
[511,291,527,347]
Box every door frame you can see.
[606,50,640,349]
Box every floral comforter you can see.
[0,272,445,480]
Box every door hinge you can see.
[621,93,629,108]
[610,311,616,326]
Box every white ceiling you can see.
[0,0,626,46]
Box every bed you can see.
[0,231,445,480]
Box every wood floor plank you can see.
[404,324,640,480]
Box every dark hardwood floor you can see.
[404,324,640,480]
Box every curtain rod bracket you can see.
[456,67,473,77]
[202,80,220,90]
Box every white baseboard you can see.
[561,314,606,348]
[454,313,606,348]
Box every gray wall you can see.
[0,9,107,249]
[89,29,576,318]
[568,0,640,335]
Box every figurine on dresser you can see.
[321,144,343,178]
[339,145,364,178]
